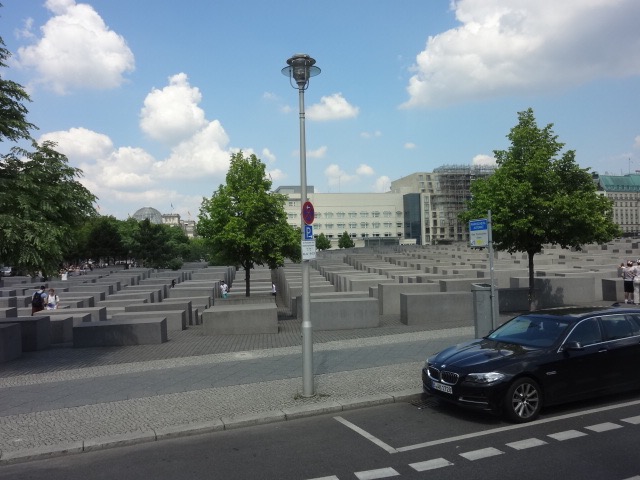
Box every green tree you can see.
[86,216,126,264]
[460,108,621,309]
[338,231,355,249]
[0,141,97,276]
[198,151,300,296]
[0,35,36,143]
[131,219,174,268]
[316,232,331,251]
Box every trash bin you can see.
[472,283,498,338]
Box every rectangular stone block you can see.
[0,323,22,362]
[202,304,277,334]
[73,317,168,347]
[0,316,51,351]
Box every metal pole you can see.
[298,85,314,397]
[488,210,497,329]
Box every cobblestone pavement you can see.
[0,292,478,465]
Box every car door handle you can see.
[597,348,608,353]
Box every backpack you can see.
[32,292,44,308]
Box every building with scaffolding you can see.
[390,165,495,244]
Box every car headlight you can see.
[466,372,505,384]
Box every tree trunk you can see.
[528,251,535,311]
[244,265,251,297]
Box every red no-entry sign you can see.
[302,201,314,225]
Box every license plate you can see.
[432,381,453,394]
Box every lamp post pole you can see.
[282,54,320,397]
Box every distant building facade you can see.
[275,186,406,248]
[276,164,495,248]
[390,165,495,244]
[131,207,196,238]
[595,173,640,236]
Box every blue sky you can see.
[2,0,640,220]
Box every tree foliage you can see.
[0,141,97,276]
[198,151,300,296]
[338,231,355,249]
[0,36,36,143]
[460,108,621,309]
[315,232,332,251]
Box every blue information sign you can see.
[304,225,313,240]
[469,218,488,247]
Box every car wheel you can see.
[504,377,542,423]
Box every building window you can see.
[337,212,346,218]
[325,223,333,229]
[360,211,369,217]
[360,222,369,228]
[372,211,380,217]
[349,211,357,218]
[383,211,392,217]
[325,212,334,218]
[372,222,381,228]
[349,222,357,229]
[337,223,345,229]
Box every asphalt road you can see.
[2,391,640,480]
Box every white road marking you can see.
[505,437,547,450]
[621,415,640,425]
[397,398,640,452]
[585,422,623,433]
[354,467,400,479]
[547,429,587,441]
[409,458,454,471]
[333,416,397,454]
[306,477,339,480]
[459,447,504,461]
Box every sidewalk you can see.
[0,301,475,465]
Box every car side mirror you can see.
[562,341,584,351]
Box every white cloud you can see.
[155,120,231,179]
[16,0,134,94]
[307,93,359,121]
[356,164,375,176]
[472,154,497,166]
[267,168,286,182]
[402,0,640,108]
[361,130,382,139]
[634,135,640,149]
[404,142,416,149]
[307,146,328,159]
[261,148,276,163]
[140,73,207,145]
[372,176,391,192]
[39,127,113,160]
[324,164,355,187]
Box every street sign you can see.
[304,225,313,240]
[302,239,316,260]
[302,201,314,225]
[469,218,488,247]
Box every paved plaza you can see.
[0,295,475,465]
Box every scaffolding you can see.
[430,164,496,241]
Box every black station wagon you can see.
[423,306,640,422]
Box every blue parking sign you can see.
[304,225,313,240]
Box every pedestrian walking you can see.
[31,285,47,315]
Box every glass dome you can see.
[132,207,163,224]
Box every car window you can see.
[487,315,569,347]
[566,318,602,346]
[601,314,638,341]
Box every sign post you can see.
[470,215,497,328]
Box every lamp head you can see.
[282,53,320,90]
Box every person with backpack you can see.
[31,285,47,316]
[46,288,60,310]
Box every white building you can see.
[275,186,406,248]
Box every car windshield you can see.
[487,315,572,348]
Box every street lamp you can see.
[282,53,320,397]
